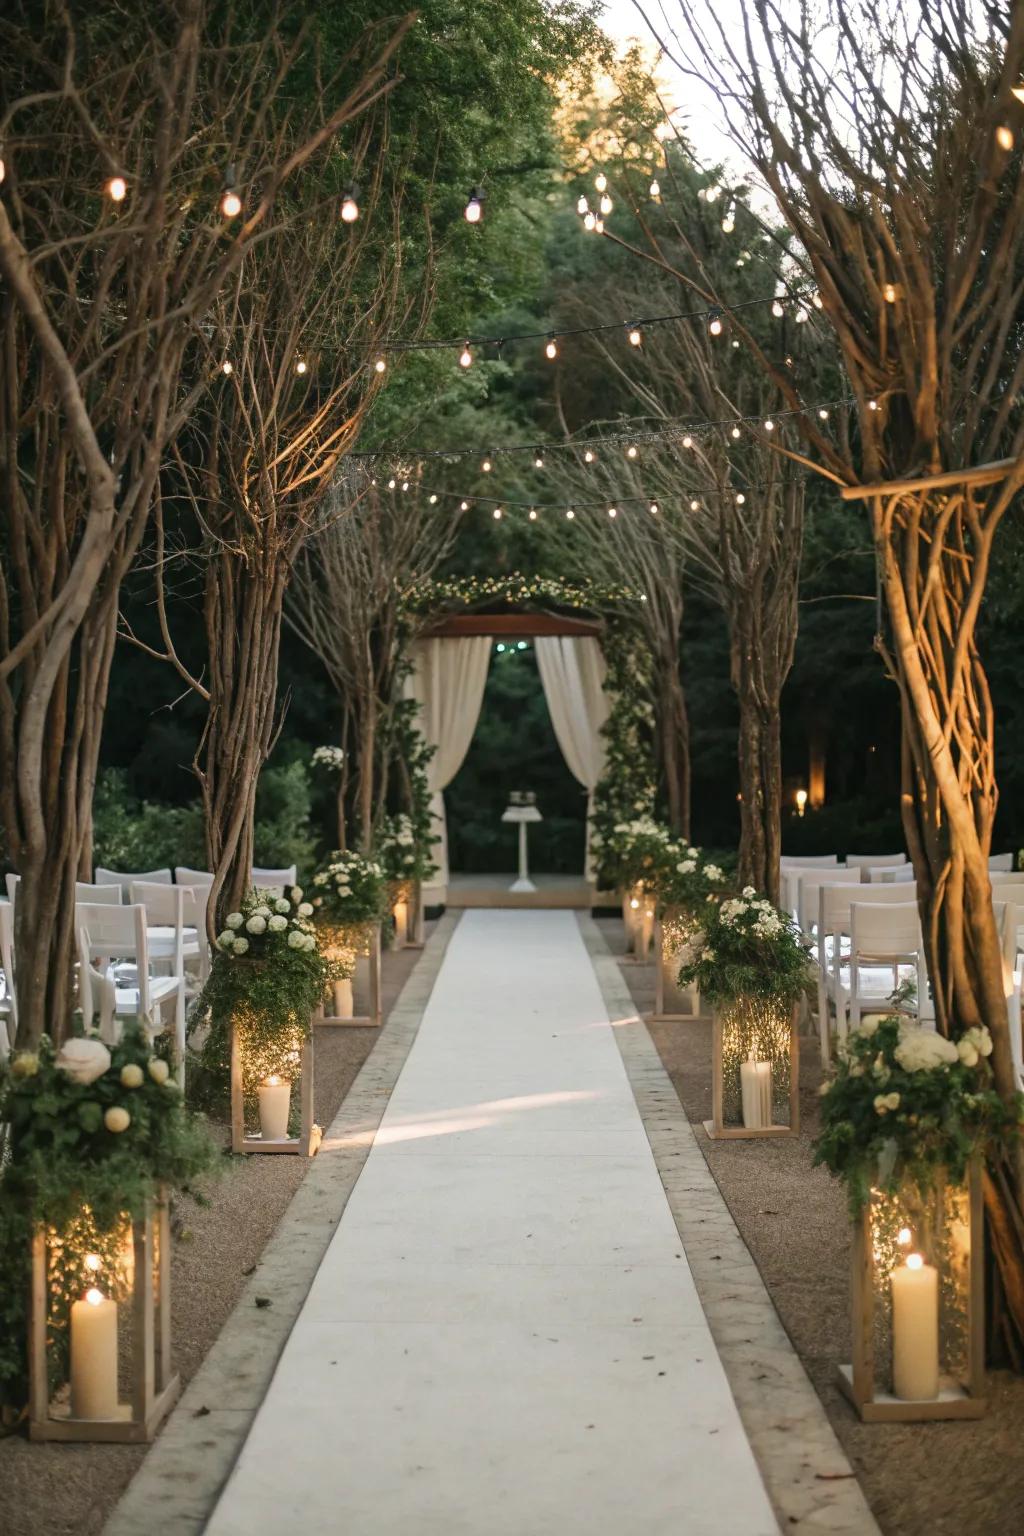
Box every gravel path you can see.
[605,917,1024,1536]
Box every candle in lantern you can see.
[740,1054,772,1129]
[257,1074,291,1140]
[70,1287,118,1419]
[891,1252,940,1400]
[333,977,354,1019]
[393,899,409,947]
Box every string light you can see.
[220,360,233,375]
[429,494,438,504]
[868,398,879,411]
[599,192,613,215]
[649,178,661,200]
[595,217,605,234]
[649,501,659,514]
[374,356,386,373]
[730,425,741,439]
[460,500,469,511]
[683,435,693,448]
[628,324,643,347]
[493,506,503,519]
[534,449,544,467]
[594,171,607,193]
[584,449,595,463]
[296,358,307,375]
[690,499,700,511]
[795,305,809,323]
[388,477,397,489]
[464,187,484,223]
[818,407,830,420]
[566,507,575,519]
[401,480,409,492]
[764,418,774,431]
[608,505,618,517]
[340,184,360,223]
[529,507,538,520]
[996,125,1014,151]
[721,205,735,233]
[482,456,493,472]
[708,308,724,336]
[883,282,898,303]
[220,166,242,219]
[583,211,597,231]
[106,175,127,202]
[626,444,638,459]
[811,292,823,309]
[545,335,558,359]
[736,492,746,504]
[459,343,473,368]
[771,297,785,318]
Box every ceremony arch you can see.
[406,612,609,903]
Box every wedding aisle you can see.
[205,909,778,1535]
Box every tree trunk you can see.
[731,608,784,907]
[658,655,691,839]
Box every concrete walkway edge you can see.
[578,914,880,1536]
[103,911,461,1536]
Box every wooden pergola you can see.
[424,611,603,639]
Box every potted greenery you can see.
[376,813,436,949]
[310,851,388,1020]
[649,841,728,1020]
[0,1023,214,1438]
[816,1015,1019,1420]
[678,888,809,1137]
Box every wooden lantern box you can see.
[836,1161,985,1422]
[703,996,800,1140]
[620,885,655,965]
[230,1025,320,1157]
[315,922,382,1027]
[649,911,701,1022]
[29,1194,179,1442]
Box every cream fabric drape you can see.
[534,636,609,880]
[405,637,492,898]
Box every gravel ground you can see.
[0,929,433,1536]
[601,916,1024,1536]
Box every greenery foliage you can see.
[0,1024,215,1403]
[814,1016,1021,1214]
[590,629,659,887]
[654,841,731,915]
[677,890,811,1010]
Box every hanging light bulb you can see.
[296,358,308,375]
[566,507,576,520]
[340,184,360,222]
[649,178,661,200]
[735,492,746,504]
[534,449,544,467]
[771,297,785,318]
[731,425,741,440]
[883,282,898,303]
[599,192,613,215]
[492,506,503,520]
[594,171,607,193]
[795,306,809,323]
[721,205,735,233]
[464,186,484,223]
[996,125,1014,151]
[576,193,589,215]
[106,175,127,202]
[811,291,823,309]
[626,444,638,459]
[868,398,879,411]
[374,356,386,374]
[429,493,438,504]
[818,407,830,420]
[764,418,775,431]
[584,448,595,463]
[220,166,242,219]
[545,335,558,360]
[459,343,473,368]
[401,480,410,492]
[648,500,658,515]
[732,339,740,348]
[220,360,233,375]
[460,500,469,511]
[594,217,605,234]
[708,308,724,336]
[607,505,617,518]
[682,434,693,449]
[388,477,397,489]
[690,499,700,511]
[583,210,597,231]
[529,507,538,521]
[482,455,493,472]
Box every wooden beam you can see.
[840,457,1021,501]
[425,612,603,638]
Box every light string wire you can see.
[352,395,852,467]
[372,476,807,518]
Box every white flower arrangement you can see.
[216,887,317,958]
[311,849,388,926]
[312,744,346,772]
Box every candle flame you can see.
[85,1287,105,1306]
[84,1253,102,1272]
[267,1074,280,1086]
[906,1253,924,1271]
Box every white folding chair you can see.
[796,866,861,936]
[847,902,925,1034]
[76,925,117,1042]
[779,855,842,920]
[816,881,919,1064]
[5,872,20,904]
[846,853,907,873]
[990,853,1015,872]
[76,901,185,1072]
[992,900,1023,1089]
[250,864,297,895]
[0,900,16,1055]
[865,863,916,883]
[95,866,172,901]
[131,878,209,996]
[76,880,123,905]
[175,866,214,889]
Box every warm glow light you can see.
[267,1074,280,1085]
[460,500,469,511]
[576,193,589,215]
[906,1252,924,1271]
[565,507,575,520]
[583,211,596,231]
[374,357,386,373]
[599,192,613,215]
[528,507,538,520]
[84,1253,102,1272]
[429,493,438,504]
[772,299,785,318]
[595,218,604,234]
[387,478,396,489]
[996,125,1014,151]
[868,398,879,411]
[607,505,617,518]
[649,178,661,199]
[85,1288,105,1307]
[106,175,127,202]
[795,787,808,817]
[818,407,829,420]
[682,434,693,448]
[401,480,409,492]
[690,499,700,511]
[764,418,774,431]
[883,282,897,303]
[459,344,473,368]
[584,449,595,463]
[648,501,658,514]
[340,185,360,223]
[626,444,638,459]
[628,326,642,346]
[735,492,746,504]
[898,1227,913,1246]
[464,188,484,223]
[534,450,544,467]
[482,456,492,472]
[708,309,724,336]
[731,425,741,439]
[545,337,558,359]
[630,897,640,909]
[493,507,503,519]
[811,292,823,309]
[296,358,307,374]
[220,187,242,219]
[594,171,607,193]
[221,360,233,375]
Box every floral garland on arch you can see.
[589,626,660,889]
[404,571,642,613]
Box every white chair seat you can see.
[147,925,201,959]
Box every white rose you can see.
[104,1106,131,1133]
[268,914,288,932]
[253,905,271,919]
[275,898,291,914]
[233,936,249,954]
[957,1039,979,1068]
[303,933,316,951]
[291,886,303,901]
[226,912,243,929]
[298,902,314,917]
[217,930,235,949]
[120,1063,144,1089]
[246,915,267,935]
[287,929,305,949]
[55,1037,111,1086]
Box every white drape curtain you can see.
[534,636,609,880]
[405,637,492,899]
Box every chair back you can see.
[865,863,916,883]
[75,881,123,905]
[990,874,1024,898]
[251,865,297,892]
[130,881,184,926]
[95,866,172,899]
[990,853,1015,872]
[77,902,153,1015]
[819,879,919,940]
[76,925,118,1042]
[846,852,907,870]
[179,881,211,933]
[796,867,861,933]
[6,872,20,904]
[0,899,17,1036]
[780,854,840,867]
[849,901,920,961]
[175,866,214,888]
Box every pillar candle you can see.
[891,1253,940,1399]
[393,900,408,947]
[740,1056,772,1129]
[257,1074,291,1140]
[70,1288,118,1419]
[333,977,354,1019]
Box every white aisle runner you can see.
[206,910,778,1535]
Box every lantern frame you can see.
[315,921,382,1027]
[703,997,800,1139]
[230,1027,319,1156]
[29,1192,179,1442]
[650,910,701,1022]
[836,1160,986,1421]
[620,884,655,964]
